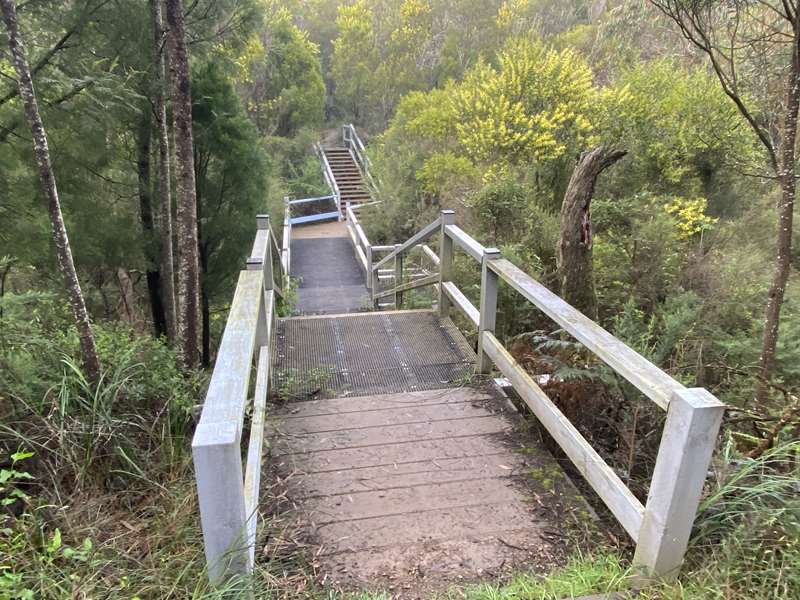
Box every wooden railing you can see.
[192,214,286,583]
[342,123,378,191]
[313,142,341,217]
[345,203,438,307]
[364,209,725,579]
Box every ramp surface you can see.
[290,221,369,315]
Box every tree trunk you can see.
[201,288,210,368]
[136,112,168,338]
[0,259,11,319]
[1,0,101,381]
[165,0,200,369]
[556,145,626,320]
[757,41,800,402]
[151,0,176,343]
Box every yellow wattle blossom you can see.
[664,197,718,238]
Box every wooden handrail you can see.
[282,202,291,279]
[192,214,283,584]
[372,217,441,270]
[444,224,484,262]
[315,142,341,217]
[342,124,379,191]
[288,194,336,205]
[374,208,725,579]
[488,258,681,412]
[251,215,286,297]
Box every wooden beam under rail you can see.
[481,331,645,539]
[488,258,683,411]
[421,244,440,266]
[373,273,439,299]
[441,281,479,327]
[243,342,270,568]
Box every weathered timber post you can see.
[193,423,249,580]
[477,248,501,374]
[634,388,725,579]
[438,210,455,317]
[282,198,292,277]
[366,244,374,292]
[256,215,274,291]
[394,243,403,308]
[246,259,269,350]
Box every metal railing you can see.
[192,214,286,583]
[365,209,726,580]
[286,194,339,226]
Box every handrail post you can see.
[193,424,249,582]
[633,388,724,579]
[438,210,455,318]
[394,243,402,308]
[477,248,501,374]
[282,198,291,277]
[255,215,274,291]
[366,245,373,292]
[245,260,269,348]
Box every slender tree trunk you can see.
[1,0,101,381]
[136,112,167,337]
[0,260,11,319]
[757,41,800,402]
[165,0,200,369]
[556,145,626,320]
[201,288,210,368]
[151,0,176,343]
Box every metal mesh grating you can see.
[272,311,476,400]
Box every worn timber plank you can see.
[266,385,594,594]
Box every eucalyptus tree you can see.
[151,0,176,342]
[0,0,101,380]
[166,0,201,368]
[650,0,800,403]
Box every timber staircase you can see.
[299,124,376,224]
[322,146,371,205]
[190,127,727,597]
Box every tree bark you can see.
[151,0,176,343]
[165,0,200,369]
[556,145,626,320]
[757,26,800,402]
[136,111,167,338]
[1,0,101,381]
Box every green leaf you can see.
[10,451,34,463]
[46,528,62,554]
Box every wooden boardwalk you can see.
[267,226,592,594]
[267,385,589,592]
